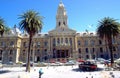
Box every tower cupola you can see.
[56,1,68,29]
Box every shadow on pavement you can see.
[72,67,104,72]
[0,70,10,74]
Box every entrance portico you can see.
[52,44,72,62]
[56,49,69,58]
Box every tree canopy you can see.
[97,17,120,66]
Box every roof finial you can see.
[59,0,64,7]
[60,0,63,4]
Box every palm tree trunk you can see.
[108,39,114,67]
[26,35,32,72]
[105,39,109,59]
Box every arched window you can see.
[59,22,61,26]
[63,21,65,25]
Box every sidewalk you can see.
[0,65,120,78]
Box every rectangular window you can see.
[78,40,80,45]
[31,42,34,47]
[44,49,47,55]
[99,40,102,45]
[69,38,72,45]
[10,41,14,46]
[37,49,40,53]
[37,42,40,47]
[1,42,5,47]
[86,48,89,53]
[44,41,48,46]
[91,40,95,45]
[31,50,33,55]
[61,38,63,43]
[0,50,2,55]
[65,38,68,43]
[53,38,56,46]
[112,39,115,44]
[78,48,81,53]
[0,57,2,60]
[85,40,88,46]
[53,44,55,47]
[23,42,27,47]
[23,50,25,56]
[9,50,13,55]
[100,47,103,53]
[30,57,32,61]
[57,38,60,44]
[9,57,12,62]
[113,46,116,51]
[93,48,95,52]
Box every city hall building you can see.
[0,2,120,63]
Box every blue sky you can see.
[0,0,120,33]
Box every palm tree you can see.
[19,10,43,72]
[4,26,10,33]
[0,17,5,36]
[97,17,120,66]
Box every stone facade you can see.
[0,2,120,63]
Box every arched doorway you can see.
[37,56,40,62]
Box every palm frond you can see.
[19,10,43,35]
